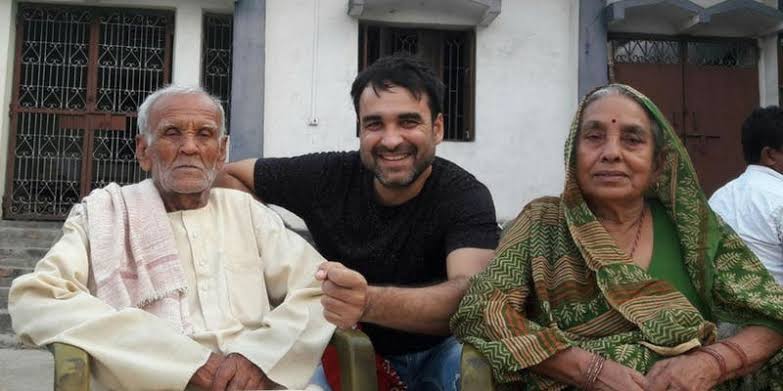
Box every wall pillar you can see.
[173,2,203,86]
[229,0,265,160]
[758,33,779,107]
[578,0,608,99]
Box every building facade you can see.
[0,0,780,224]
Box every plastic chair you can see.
[48,328,378,391]
[460,342,495,391]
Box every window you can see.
[5,4,172,219]
[202,14,233,133]
[358,24,476,141]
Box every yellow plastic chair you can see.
[460,342,495,391]
[49,328,378,391]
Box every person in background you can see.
[710,106,783,285]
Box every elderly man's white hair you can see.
[137,85,226,142]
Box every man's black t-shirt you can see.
[253,151,499,356]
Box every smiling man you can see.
[217,55,499,390]
[9,85,334,391]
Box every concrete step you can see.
[0,267,33,288]
[0,309,11,335]
[0,225,62,249]
[0,333,24,348]
[0,247,49,270]
[0,220,63,229]
[1,287,8,309]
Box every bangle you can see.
[698,346,728,381]
[583,354,606,391]
[720,340,749,375]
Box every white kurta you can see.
[9,188,335,390]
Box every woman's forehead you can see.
[581,94,651,125]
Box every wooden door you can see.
[683,41,758,195]
[610,38,685,134]
[610,36,758,196]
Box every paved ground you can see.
[0,348,52,391]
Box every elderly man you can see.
[710,106,783,285]
[9,85,334,390]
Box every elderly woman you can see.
[452,84,783,390]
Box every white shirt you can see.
[709,165,783,284]
[9,188,335,390]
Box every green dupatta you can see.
[451,84,783,390]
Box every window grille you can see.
[202,14,233,132]
[4,4,172,220]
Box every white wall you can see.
[439,0,578,221]
[263,0,579,222]
[264,0,360,156]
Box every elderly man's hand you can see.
[189,353,224,389]
[211,353,276,391]
[645,353,722,391]
[316,261,368,329]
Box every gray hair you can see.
[137,85,226,142]
[581,85,664,158]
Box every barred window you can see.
[202,14,233,133]
[358,24,476,142]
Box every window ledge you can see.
[347,0,501,28]
[607,0,783,37]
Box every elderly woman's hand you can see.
[645,353,722,391]
[594,359,648,391]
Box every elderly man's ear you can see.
[135,135,152,172]
[218,135,228,166]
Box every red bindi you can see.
[611,118,616,123]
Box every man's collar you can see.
[746,164,783,181]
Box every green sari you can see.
[451,84,783,390]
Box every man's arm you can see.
[363,247,494,335]
[8,207,212,390]
[319,247,494,335]
[215,158,258,194]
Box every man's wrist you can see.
[361,285,383,323]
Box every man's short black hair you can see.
[350,54,445,122]
[741,106,783,164]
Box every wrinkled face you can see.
[136,93,226,195]
[358,85,443,188]
[576,94,658,204]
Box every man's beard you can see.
[372,152,435,188]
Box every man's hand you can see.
[316,261,368,329]
[211,353,274,391]
[189,353,224,390]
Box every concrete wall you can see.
[0,0,232,218]
[759,33,780,106]
[442,0,578,221]
[606,0,777,6]
[263,0,579,222]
